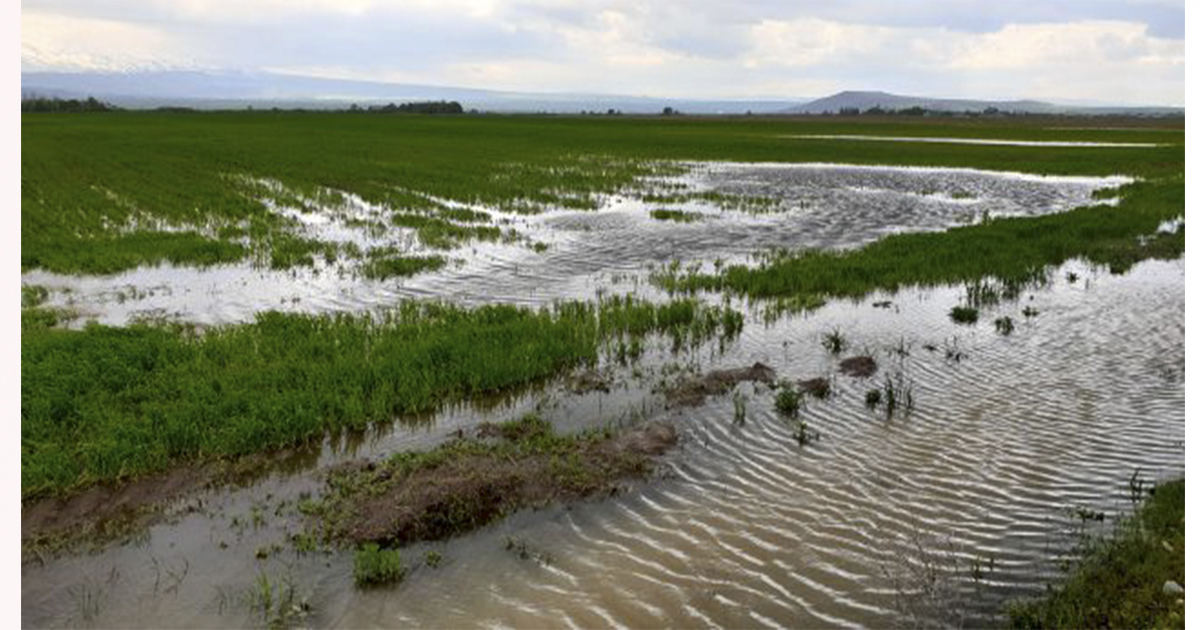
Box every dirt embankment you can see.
[310,416,677,546]
[22,448,317,562]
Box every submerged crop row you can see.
[20,297,742,499]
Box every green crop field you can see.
[22,112,1181,275]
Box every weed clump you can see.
[354,543,406,587]
[774,384,802,418]
[949,306,979,325]
[865,389,882,409]
[881,374,915,418]
[821,329,847,354]
[994,316,1015,335]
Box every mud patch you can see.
[796,377,832,398]
[308,416,676,546]
[22,464,215,562]
[663,362,777,407]
[839,356,878,378]
[22,448,317,562]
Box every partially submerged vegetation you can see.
[653,177,1183,305]
[354,544,407,587]
[361,252,447,279]
[649,208,703,223]
[305,415,676,545]
[22,113,1181,276]
[21,296,740,499]
[1010,478,1184,629]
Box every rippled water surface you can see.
[22,254,1183,628]
[22,162,1128,327]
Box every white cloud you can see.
[19,1,1185,105]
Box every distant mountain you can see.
[781,90,1057,114]
[20,70,797,115]
[779,90,1181,116]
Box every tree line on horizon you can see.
[21,95,119,113]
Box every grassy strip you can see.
[1010,479,1184,629]
[650,209,703,223]
[361,253,447,279]
[305,415,675,546]
[653,178,1183,300]
[21,297,739,499]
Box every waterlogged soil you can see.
[21,257,1183,629]
[662,362,777,407]
[22,162,1128,327]
[317,420,677,546]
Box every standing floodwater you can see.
[22,163,1128,327]
[22,256,1183,628]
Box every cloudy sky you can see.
[21,0,1185,105]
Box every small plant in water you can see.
[774,384,802,417]
[732,390,747,426]
[425,550,443,568]
[882,373,915,419]
[792,418,815,447]
[1022,305,1040,318]
[1066,271,1080,284]
[949,306,979,325]
[821,328,847,354]
[865,389,883,410]
[994,316,1014,336]
[504,536,552,565]
[247,571,311,628]
[354,543,406,587]
[943,339,967,363]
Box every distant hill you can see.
[20,70,797,115]
[780,90,1181,116]
[20,72,1181,117]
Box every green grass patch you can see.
[353,544,406,587]
[22,112,1181,274]
[21,297,738,499]
[649,209,703,223]
[949,306,979,325]
[362,252,447,279]
[1010,479,1185,629]
[774,384,802,417]
[653,178,1183,303]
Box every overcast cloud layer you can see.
[21,0,1185,105]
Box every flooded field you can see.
[20,111,1184,630]
[22,162,1128,327]
[21,253,1183,628]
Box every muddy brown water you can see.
[21,163,1180,628]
